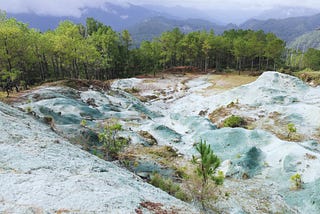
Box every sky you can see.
[1,0,319,17]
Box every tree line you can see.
[0,12,287,88]
[286,48,320,71]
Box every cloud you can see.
[1,0,320,17]
[0,0,107,17]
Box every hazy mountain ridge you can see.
[241,13,320,43]
[254,6,319,20]
[289,30,320,51]
[7,2,167,31]
[129,16,236,45]
[5,2,320,45]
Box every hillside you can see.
[241,13,320,43]
[7,2,165,31]
[2,72,320,213]
[7,3,320,46]
[254,6,319,20]
[0,96,197,213]
[288,30,320,51]
[129,16,236,45]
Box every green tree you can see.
[264,33,285,70]
[120,30,133,76]
[86,17,104,36]
[303,48,320,70]
[159,28,184,69]
[191,139,223,210]
[98,122,130,160]
[140,40,161,76]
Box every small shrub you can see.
[25,106,32,113]
[98,122,130,160]
[223,115,245,128]
[287,123,297,139]
[305,153,317,160]
[43,116,53,125]
[80,119,87,127]
[124,87,140,94]
[290,173,302,190]
[192,139,223,210]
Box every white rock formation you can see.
[0,102,197,213]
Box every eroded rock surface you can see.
[0,102,197,213]
[5,71,320,213]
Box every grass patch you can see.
[294,70,320,86]
[206,74,258,92]
[150,173,190,201]
[0,91,7,101]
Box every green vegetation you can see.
[192,139,223,210]
[0,10,286,90]
[289,31,320,52]
[150,173,190,202]
[80,119,87,127]
[25,106,32,113]
[287,123,297,139]
[223,115,245,128]
[286,48,320,72]
[98,122,130,160]
[290,173,302,190]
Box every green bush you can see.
[98,122,130,160]
[25,106,32,113]
[80,119,87,127]
[223,115,245,128]
[287,123,297,139]
[290,173,302,190]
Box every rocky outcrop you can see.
[0,102,197,213]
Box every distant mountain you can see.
[7,13,78,32]
[81,3,166,30]
[240,13,320,43]
[7,3,165,31]
[142,4,223,25]
[255,6,319,20]
[9,1,320,47]
[288,30,320,51]
[128,16,237,45]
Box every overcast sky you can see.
[1,0,320,17]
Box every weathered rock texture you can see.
[0,102,197,213]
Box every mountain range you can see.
[241,13,320,44]
[288,30,320,51]
[5,2,320,47]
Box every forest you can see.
[0,10,315,89]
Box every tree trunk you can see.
[83,62,89,80]
[4,37,12,72]
[251,59,254,71]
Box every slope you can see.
[0,101,197,213]
[241,13,320,43]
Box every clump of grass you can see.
[25,106,32,113]
[43,115,53,125]
[124,87,140,94]
[150,173,190,202]
[223,115,245,128]
[80,119,87,127]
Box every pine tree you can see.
[191,139,223,210]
